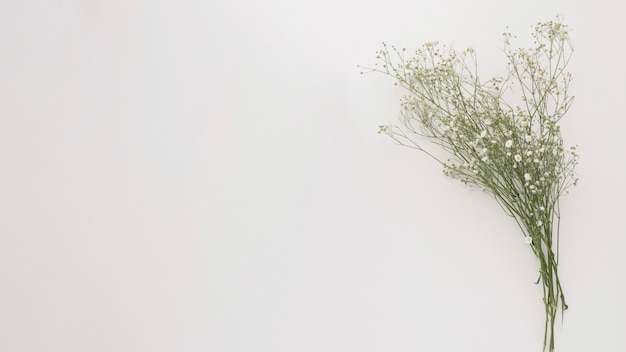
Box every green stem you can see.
[535,233,564,352]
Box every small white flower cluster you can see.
[370,18,577,223]
[374,20,577,204]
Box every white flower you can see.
[524,173,531,181]
[505,140,513,148]
[514,154,522,162]
[479,130,487,138]
[539,206,545,211]
[525,236,533,244]
[537,221,543,227]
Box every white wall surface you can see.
[1,1,624,351]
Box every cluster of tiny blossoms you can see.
[369,20,577,213]
[364,19,577,352]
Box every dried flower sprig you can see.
[361,19,577,352]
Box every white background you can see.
[1,1,624,351]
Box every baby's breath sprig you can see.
[362,18,576,352]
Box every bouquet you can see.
[362,19,578,351]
